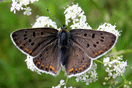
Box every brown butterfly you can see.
[10,24,117,77]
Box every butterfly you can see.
[10,24,117,78]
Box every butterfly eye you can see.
[92,33,95,38]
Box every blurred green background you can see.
[0,0,132,88]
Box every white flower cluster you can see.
[97,23,121,37]
[52,79,75,88]
[10,0,39,15]
[103,55,127,79]
[32,16,57,29]
[75,63,98,85]
[64,3,91,29]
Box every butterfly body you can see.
[10,25,117,77]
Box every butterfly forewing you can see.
[11,28,58,57]
[33,38,61,75]
[64,39,92,77]
[70,29,117,59]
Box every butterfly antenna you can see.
[74,10,83,19]
[47,9,62,26]
[69,10,83,24]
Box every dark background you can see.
[0,0,132,88]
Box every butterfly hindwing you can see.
[33,37,61,75]
[64,39,92,77]
[70,29,117,59]
[11,28,58,57]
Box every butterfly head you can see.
[61,24,67,31]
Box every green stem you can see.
[109,49,132,56]
[95,60,104,64]
[65,77,68,86]
[117,75,126,88]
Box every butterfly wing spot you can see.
[24,48,29,52]
[98,50,103,54]
[93,44,96,47]
[110,40,115,43]
[29,39,32,42]
[24,37,27,40]
[75,69,78,73]
[83,65,85,68]
[100,39,104,42]
[38,62,40,64]
[41,32,44,35]
[84,33,87,37]
[100,33,103,35]
[33,32,36,37]
[93,52,98,57]
[101,36,104,39]
[107,43,111,46]
[92,33,95,38]
[24,34,27,37]
[17,41,20,45]
[86,44,90,48]
[96,41,99,44]
[38,43,41,46]
[79,67,82,70]
[45,66,48,71]
[40,64,44,69]
[37,62,41,67]
[69,68,74,74]
[49,66,55,72]
[20,44,25,48]
[104,47,108,51]
[29,51,34,55]
[31,43,34,46]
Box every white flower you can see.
[60,79,65,86]
[104,55,127,79]
[97,22,121,37]
[32,16,57,29]
[75,63,98,85]
[23,7,32,16]
[52,79,75,88]
[10,0,39,15]
[103,57,110,66]
[64,3,92,29]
